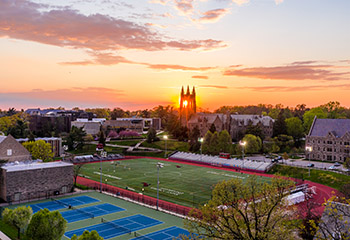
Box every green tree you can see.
[272,134,294,153]
[22,140,54,162]
[320,101,347,119]
[71,230,103,240]
[242,134,262,154]
[218,130,232,153]
[2,206,32,239]
[26,209,67,240]
[202,131,213,154]
[263,138,280,154]
[245,123,264,140]
[303,107,327,133]
[98,130,106,147]
[285,117,304,141]
[273,110,287,137]
[209,131,220,155]
[67,126,86,151]
[185,176,295,240]
[146,127,157,143]
[189,126,201,152]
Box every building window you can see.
[334,156,336,160]
[327,141,333,144]
[7,149,12,156]
[327,155,332,161]
[345,142,350,146]
[327,148,332,152]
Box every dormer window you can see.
[7,149,12,156]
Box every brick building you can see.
[306,117,350,162]
[0,161,73,202]
[0,135,31,162]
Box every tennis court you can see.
[29,196,100,213]
[131,226,190,240]
[62,203,125,223]
[65,214,163,239]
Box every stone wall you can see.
[306,135,350,162]
[1,165,73,202]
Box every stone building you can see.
[104,118,161,133]
[0,161,73,202]
[188,113,274,141]
[0,135,31,162]
[305,117,350,162]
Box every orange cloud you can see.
[196,8,230,23]
[199,85,228,89]
[174,0,194,14]
[224,62,350,81]
[59,52,133,65]
[147,64,214,71]
[240,84,350,92]
[0,0,225,52]
[192,75,209,79]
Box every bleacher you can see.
[67,154,124,164]
[169,151,273,172]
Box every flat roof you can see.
[1,161,73,172]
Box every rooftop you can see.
[309,118,350,137]
[1,161,73,172]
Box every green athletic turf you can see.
[79,158,271,207]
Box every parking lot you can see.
[246,155,349,173]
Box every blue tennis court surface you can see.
[62,203,125,222]
[65,214,163,239]
[29,196,100,213]
[131,226,190,240]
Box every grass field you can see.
[269,164,350,190]
[79,158,271,207]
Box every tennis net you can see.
[132,231,154,240]
[72,206,94,219]
[51,198,70,207]
[101,218,132,234]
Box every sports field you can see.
[7,192,188,240]
[79,158,272,207]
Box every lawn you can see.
[141,140,189,152]
[108,140,141,146]
[0,219,18,240]
[269,164,350,190]
[79,158,271,207]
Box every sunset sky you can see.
[1,0,350,111]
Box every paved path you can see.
[0,231,11,240]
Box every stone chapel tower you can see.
[179,86,196,126]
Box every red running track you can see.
[77,156,339,217]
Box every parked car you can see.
[334,162,341,167]
[307,163,314,167]
[328,165,339,170]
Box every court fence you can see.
[81,182,193,217]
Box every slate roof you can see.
[309,118,350,137]
[230,114,274,127]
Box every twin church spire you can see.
[179,86,196,125]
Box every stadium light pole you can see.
[305,146,312,177]
[164,135,168,158]
[156,162,164,211]
[199,138,204,162]
[239,141,246,170]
